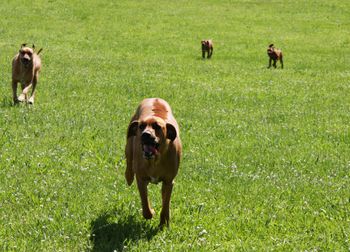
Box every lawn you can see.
[0,0,349,251]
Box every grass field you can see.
[1,0,350,251]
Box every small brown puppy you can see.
[125,98,182,227]
[267,44,283,69]
[201,39,213,59]
[12,43,43,104]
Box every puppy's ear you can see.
[32,44,35,49]
[166,123,177,141]
[21,43,27,48]
[127,120,139,138]
[269,43,274,48]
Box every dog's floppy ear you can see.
[127,120,139,138]
[269,43,274,48]
[166,123,177,141]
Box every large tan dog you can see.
[12,43,42,104]
[267,43,283,69]
[125,98,182,227]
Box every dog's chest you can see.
[19,67,34,83]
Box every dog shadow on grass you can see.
[90,209,159,252]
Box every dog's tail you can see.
[36,48,43,55]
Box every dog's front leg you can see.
[160,180,173,228]
[268,58,272,68]
[125,138,135,186]
[208,48,212,58]
[273,59,277,68]
[18,83,32,102]
[136,177,155,219]
[12,80,19,103]
[28,75,38,104]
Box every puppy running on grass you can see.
[201,39,213,59]
[125,98,182,228]
[12,43,43,104]
[267,43,283,69]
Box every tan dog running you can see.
[12,43,43,104]
[201,39,213,59]
[267,43,283,69]
[125,98,182,227]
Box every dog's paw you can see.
[17,94,26,102]
[143,208,155,219]
[28,97,34,105]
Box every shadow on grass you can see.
[90,210,159,252]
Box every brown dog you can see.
[267,44,283,69]
[125,98,182,227]
[201,39,213,59]
[12,43,43,104]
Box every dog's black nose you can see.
[141,132,155,143]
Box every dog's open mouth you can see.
[142,142,159,159]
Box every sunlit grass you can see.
[0,0,349,251]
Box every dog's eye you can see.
[139,124,146,131]
[152,123,161,130]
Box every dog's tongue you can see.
[144,145,157,154]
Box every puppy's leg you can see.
[28,74,38,105]
[208,48,213,58]
[160,180,174,228]
[12,80,19,104]
[280,57,284,69]
[136,176,155,219]
[202,50,205,59]
[273,59,277,68]
[268,58,272,68]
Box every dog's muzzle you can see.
[21,58,31,66]
[141,132,159,160]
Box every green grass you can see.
[1,0,350,251]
